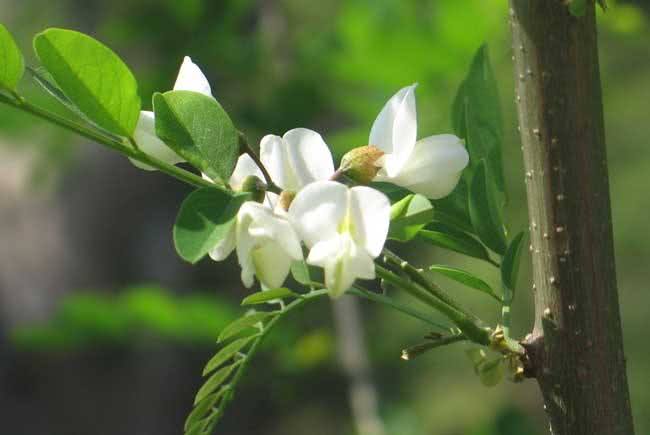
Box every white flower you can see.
[289,181,390,297]
[131,56,212,170]
[207,128,334,262]
[259,128,335,191]
[235,202,303,289]
[369,84,470,199]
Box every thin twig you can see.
[238,131,281,194]
[0,92,217,190]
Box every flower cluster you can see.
[135,58,469,297]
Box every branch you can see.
[0,91,219,191]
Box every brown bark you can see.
[508,1,634,434]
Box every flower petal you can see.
[248,214,303,261]
[130,111,184,170]
[260,134,296,190]
[173,56,212,96]
[369,84,417,177]
[288,181,348,248]
[283,128,335,187]
[252,241,293,289]
[389,134,469,199]
[348,186,390,257]
[307,234,375,298]
[236,202,302,288]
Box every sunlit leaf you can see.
[33,28,140,136]
[173,188,248,264]
[153,90,239,182]
[0,24,24,91]
[388,194,434,242]
[241,288,298,306]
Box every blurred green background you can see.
[1,1,648,434]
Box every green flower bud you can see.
[339,145,385,184]
[241,175,267,203]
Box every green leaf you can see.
[501,231,527,302]
[173,188,249,264]
[468,160,507,255]
[153,90,239,182]
[184,387,229,431]
[203,336,257,375]
[0,24,24,91]
[194,362,240,404]
[429,265,501,302]
[452,45,504,195]
[33,28,140,136]
[418,223,492,263]
[388,194,434,242]
[217,312,272,343]
[241,288,298,306]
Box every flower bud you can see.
[339,145,385,184]
[241,175,267,203]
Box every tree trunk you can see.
[508,1,635,434]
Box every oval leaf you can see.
[33,28,140,136]
[173,188,248,264]
[203,335,257,376]
[468,160,507,255]
[185,386,229,431]
[153,90,239,182]
[0,24,24,91]
[418,223,492,263]
[218,312,271,343]
[501,231,527,302]
[194,362,240,404]
[388,194,434,242]
[429,265,501,302]
[241,288,298,306]
[452,45,505,195]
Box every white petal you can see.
[173,56,212,96]
[208,225,236,261]
[307,234,375,298]
[236,202,302,288]
[236,204,258,288]
[390,134,469,199]
[130,111,184,170]
[252,241,293,289]
[288,181,348,248]
[229,153,263,191]
[283,128,335,187]
[247,214,303,261]
[260,134,297,190]
[369,84,418,177]
[348,186,390,257]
